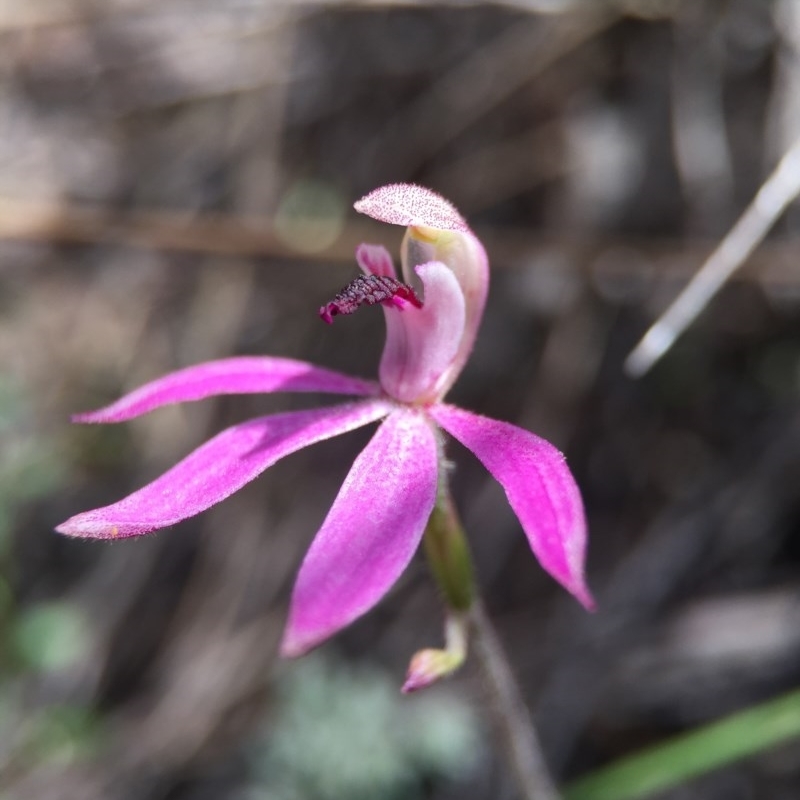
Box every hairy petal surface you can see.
[56,399,392,538]
[281,409,439,657]
[354,183,470,232]
[355,243,397,279]
[379,262,465,404]
[430,404,594,609]
[73,357,380,423]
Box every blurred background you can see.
[2,1,800,798]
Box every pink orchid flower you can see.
[56,184,592,657]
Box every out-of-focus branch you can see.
[363,9,615,176]
[670,5,733,232]
[625,134,800,377]
[0,1,600,34]
[3,195,800,287]
[471,601,562,800]
[0,195,376,262]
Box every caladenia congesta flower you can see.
[56,184,593,685]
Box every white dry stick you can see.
[625,134,800,377]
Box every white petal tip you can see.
[279,634,317,660]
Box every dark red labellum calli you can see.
[320,275,422,324]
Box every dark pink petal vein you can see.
[281,409,439,657]
[57,399,392,538]
[429,404,594,609]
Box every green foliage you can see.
[566,688,800,800]
[250,655,483,800]
[0,376,65,548]
[11,601,92,673]
[21,704,102,767]
[0,376,99,774]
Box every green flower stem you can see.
[565,687,800,800]
[422,478,561,800]
[422,489,475,612]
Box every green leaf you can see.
[566,688,800,800]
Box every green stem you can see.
[422,477,561,800]
[422,487,475,612]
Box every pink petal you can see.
[401,229,489,398]
[281,409,439,657]
[56,399,392,539]
[355,243,397,278]
[429,404,594,609]
[354,184,470,232]
[379,262,465,404]
[73,357,380,423]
